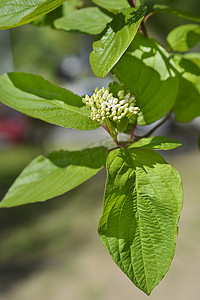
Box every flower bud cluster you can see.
[82,87,139,123]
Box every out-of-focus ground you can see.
[0,0,200,299]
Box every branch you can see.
[144,12,154,24]
[128,0,135,7]
[130,120,138,140]
[141,20,149,38]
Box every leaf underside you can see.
[99,148,183,295]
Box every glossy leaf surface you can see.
[90,6,146,78]
[0,0,64,29]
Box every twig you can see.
[128,0,135,7]
[141,21,149,38]
[144,12,154,24]
[130,121,137,140]
[100,123,110,134]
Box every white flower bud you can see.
[82,87,139,124]
[120,100,126,105]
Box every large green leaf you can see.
[0,147,108,208]
[0,0,64,29]
[153,4,200,23]
[172,54,200,122]
[99,148,183,295]
[0,72,99,130]
[113,34,179,125]
[54,7,112,35]
[92,0,129,11]
[167,24,200,52]
[90,6,146,78]
[129,136,182,150]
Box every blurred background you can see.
[0,0,200,299]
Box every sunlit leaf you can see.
[90,6,146,78]
[0,72,99,130]
[113,34,179,125]
[0,0,64,29]
[129,136,182,150]
[172,54,200,122]
[99,148,183,295]
[167,24,200,52]
[0,147,108,207]
[54,7,112,35]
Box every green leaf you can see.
[167,24,200,52]
[0,0,64,29]
[153,5,200,23]
[99,148,183,295]
[113,34,179,125]
[0,147,109,208]
[172,54,200,122]
[33,0,84,28]
[129,136,182,150]
[116,117,129,132]
[0,72,99,130]
[183,52,200,67]
[54,7,113,35]
[90,6,146,78]
[92,0,129,11]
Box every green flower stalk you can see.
[82,87,139,123]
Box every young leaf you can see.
[0,72,99,130]
[129,136,182,150]
[172,54,200,122]
[0,147,109,208]
[99,148,183,295]
[90,6,146,78]
[153,4,200,23]
[167,24,200,52]
[0,0,64,29]
[92,0,129,11]
[54,7,113,35]
[113,34,179,125]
